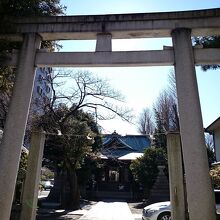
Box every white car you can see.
[142,190,220,220]
[42,180,54,190]
[142,201,171,220]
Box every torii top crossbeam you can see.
[1,8,220,68]
[1,8,220,41]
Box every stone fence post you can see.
[167,132,186,220]
[20,132,45,220]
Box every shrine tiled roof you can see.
[102,132,151,159]
[119,135,151,152]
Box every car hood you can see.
[144,201,171,211]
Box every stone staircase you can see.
[148,165,170,203]
[86,190,133,200]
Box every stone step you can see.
[151,185,169,189]
[40,202,60,208]
[150,191,170,196]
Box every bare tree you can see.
[153,89,178,132]
[47,69,133,128]
[154,70,179,132]
[205,133,214,150]
[137,71,179,148]
[205,133,216,166]
[137,108,154,135]
[167,69,177,100]
[33,69,133,209]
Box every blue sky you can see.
[59,0,220,134]
[60,0,220,15]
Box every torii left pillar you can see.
[0,33,41,220]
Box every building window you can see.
[38,74,43,83]
[37,86,43,95]
[34,98,40,106]
[46,86,50,93]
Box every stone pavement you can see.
[79,201,135,220]
[34,198,143,220]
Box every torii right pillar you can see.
[171,28,216,220]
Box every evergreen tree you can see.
[130,148,167,197]
[193,36,220,71]
[153,110,167,149]
[35,105,101,209]
[0,0,66,128]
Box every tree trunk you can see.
[46,167,80,210]
[46,168,63,203]
[64,168,80,210]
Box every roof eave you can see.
[206,117,220,132]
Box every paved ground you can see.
[9,191,143,220]
[36,200,96,220]
[38,190,50,198]
[79,201,134,220]
[35,200,143,220]
[128,202,143,220]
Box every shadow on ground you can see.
[36,199,96,220]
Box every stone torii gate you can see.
[1,8,220,220]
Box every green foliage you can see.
[0,0,65,48]
[193,36,220,71]
[41,167,54,181]
[0,0,66,128]
[77,156,102,186]
[35,105,100,171]
[0,0,66,17]
[207,147,216,167]
[46,126,92,169]
[194,36,220,49]
[0,67,15,93]
[17,150,28,183]
[35,104,101,209]
[15,149,28,203]
[130,147,166,195]
[153,110,167,148]
[210,165,220,189]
